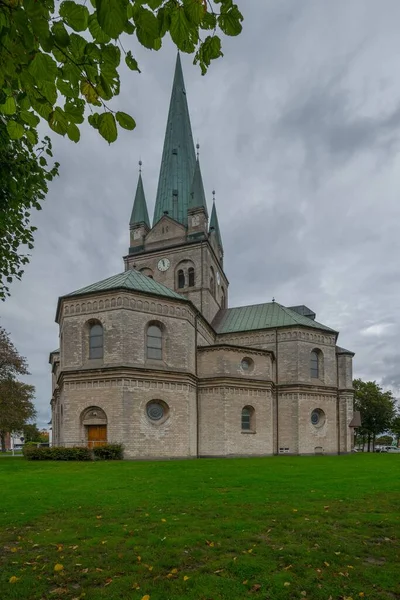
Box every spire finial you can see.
[139,159,142,173]
[212,189,216,203]
[196,142,200,160]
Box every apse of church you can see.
[50,55,355,459]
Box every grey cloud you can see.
[3,1,400,425]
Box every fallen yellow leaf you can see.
[141,595,150,600]
[161,518,166,522]
[284,582,291,587]
[324,562,330,567]
[359,594,365,598]
[183,575,190,581]
[9,576,19,584]
[171,568,178,574]
[148,566,153,571]
[242,580,248,585]
[11,547,17,553]
[54,564,64,572]
[137,556,142,562]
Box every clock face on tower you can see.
[157,258,170,272]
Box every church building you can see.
[50,55,355,458]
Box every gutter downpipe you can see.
[195,313,199,458]
[336,351,341,455]
[275,327,279,455]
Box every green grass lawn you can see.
[0,455,399,600]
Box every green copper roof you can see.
[130,173,150,228]
[189,157,208,216]
[209,201,223,249]
[212,302,337,334]
[152,54,196,227]
[65,270,186,301]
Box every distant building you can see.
[49,56,355,458]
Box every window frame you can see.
[241,405,255,433]
[310,350,319,378]
[146,323,163,360]
[188,267,195,287]
[177,269,185,289]
[89,323,103,360]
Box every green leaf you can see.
[7,120,25,140]
[201,11,217,30]
[88,13,111,43]
[52,21,70,47]
[67,122,81,142]
[0,96,16,115]
[135,7,160,49]
[64,99,85,124]
[96,0,128,39]
[218,5,243,36]
[80,80,100,105]
[20,111,40,127]
[59,1,90,32]
[28,53,58,83]
[170,7,192,51]
[88,113,100,129]
[39,156,47,167]
[102,44,121,67]
[57,78,79,99]
[26,128,38,146]
[116,111,136,130]
[98,112,118,143]
[147,0,164,8]
[49,107,69,135]
[184,0,205,26]
[125,51,141,72]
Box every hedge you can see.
[23,444,124,461]
[93,444,124,460]
[23,446,93,461]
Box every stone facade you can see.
[50,55,355,459]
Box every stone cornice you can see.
[58,365,197,388]
[198,376,273,390]
[197,344,274,358]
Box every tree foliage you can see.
[0,326,36,451]
[390,414,400,446]
[353,378,396,451]
[0,0,243,297]
[0,118,59,299]
[0,0,243,145]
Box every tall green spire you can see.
[152,53,196,227]
[209,200,223,249]
[188,156,208,217]
[130,171,150,228]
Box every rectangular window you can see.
[147,346,162,360]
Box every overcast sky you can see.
[2,0,400,427]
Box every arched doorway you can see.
[81,407,108,448]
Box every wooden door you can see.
[87,425,107,448]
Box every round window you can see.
[311,409,325,427]
[241,357,254,372]
[147,402,164,421]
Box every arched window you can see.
[178,269,185,289]
[188,267,195,287]
[89,323,103,359]
[147,324,162,360]
[310,350,319,378]
[210,267,216,297]
[221,286,226,309]
[241,406,255,431]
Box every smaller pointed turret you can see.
[130,165,150,228]
[209,194,223,265]
[129,163,150,254]
[187,147,208,240]
[188,153,209,217]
